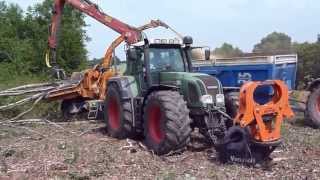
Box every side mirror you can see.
[127,48,138,61]
[205,49,211,60]
[190,47,211,61]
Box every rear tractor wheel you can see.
[225,92,239,119]
[143,91,192,155]
[104,84,136,139]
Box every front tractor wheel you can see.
[143,91,192,155]
[105,84,135,139]
[225,92,239,119]
[306,86,320,128]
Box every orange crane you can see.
[45,0,172,103]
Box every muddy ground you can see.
[0,115,319,180]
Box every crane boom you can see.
[48,0,143,68]
[49,0,141,50]
[47,0,178,70]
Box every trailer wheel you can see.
[143,91,192,155]
[105,84,135,138]
[225,92,239,119]
[306,86,320,128]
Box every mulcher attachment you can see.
[216,80,294,164]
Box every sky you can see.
[7,0,320,59]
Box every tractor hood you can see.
[155,72,224,108]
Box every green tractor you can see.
[104,36,230,155]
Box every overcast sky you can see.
[7,0,320,59]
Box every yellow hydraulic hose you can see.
[45,49,52,68]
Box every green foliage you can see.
[0,0,88,80]
[0,0,89,120]
[27,0,89,73]
[214,43,243,57]
[253,32,293,53]
[0,2,31,76]
[252,32,320,89]
[293,42,320,88]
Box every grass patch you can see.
[0,71,49,90]
[0,74,61,120]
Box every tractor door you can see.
[125,47,148,93]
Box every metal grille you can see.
[196,76,221,98]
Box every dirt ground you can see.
[0,115,320,180]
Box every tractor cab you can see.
[124,37,211,88]
[148,43,185,73]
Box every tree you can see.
[214,43,243,57]
[0,1,30,78]
[293,42,320,88]
[253,32,293,53]
[0,0,89,79]
[25,0,88,73]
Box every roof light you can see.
[154,39,161,44]
[161,39,167,44]
[150,38,182,44]
[174,39,180,44]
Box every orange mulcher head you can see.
[235,80,294,143]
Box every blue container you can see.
[192,54,298,103]
[193,54,297,90]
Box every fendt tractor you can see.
[44,0,294,164]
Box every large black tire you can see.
[143,91,192,155]
[61,100,75,120]
[104,84,135,139]
[306,86,320,128]
[225,92,239,119]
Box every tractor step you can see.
[86,100,103,120]
[133,97,143,133]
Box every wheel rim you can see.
[108,97,120,130]
[148,103,164,144]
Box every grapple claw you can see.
[51,66,66,80]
